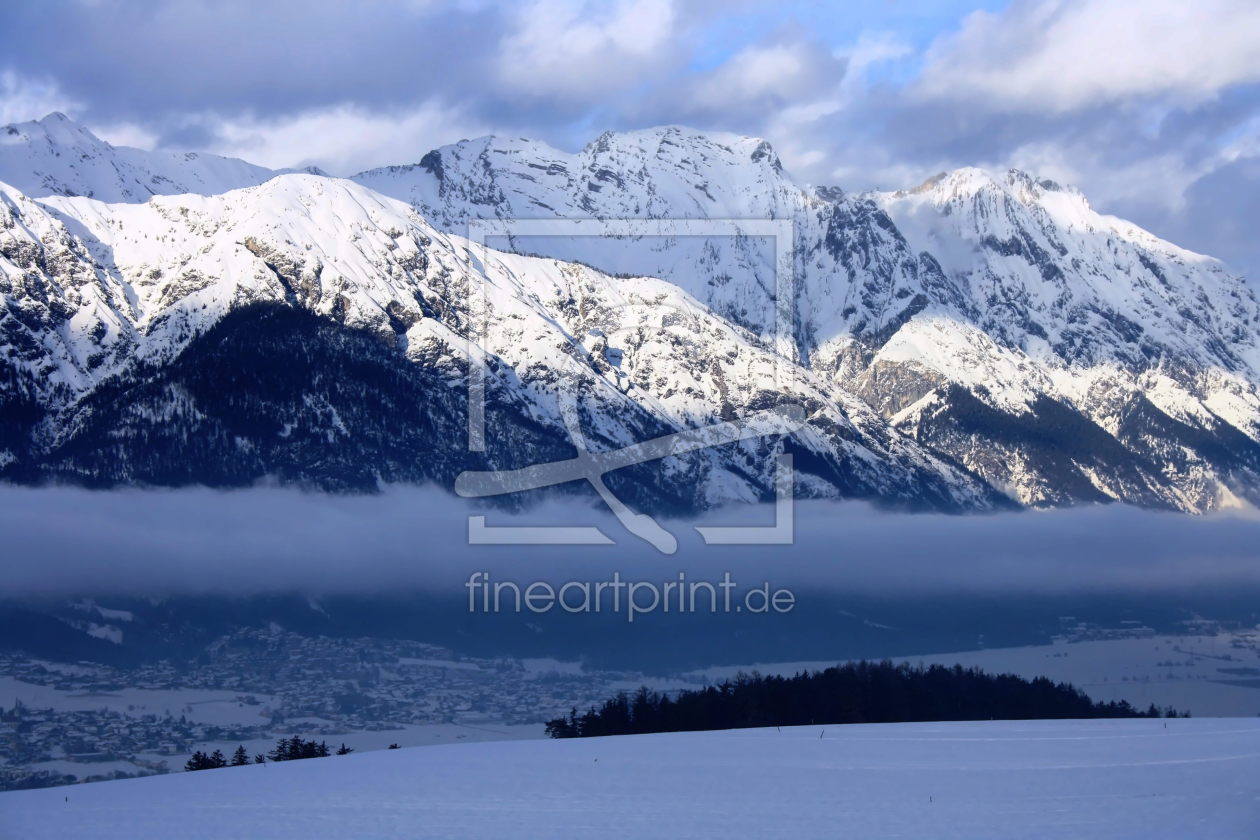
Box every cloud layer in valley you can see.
[3,485,1260,598]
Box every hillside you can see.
[2,718,1256,839]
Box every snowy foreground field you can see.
[3,718,1258,839]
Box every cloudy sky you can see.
[3,0,1260,278]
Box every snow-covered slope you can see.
[0,170,995,510]
[4,114,1260,512]
[0,113,296,203]
[869,170,1260,510]
[3,719,1257,839]
[356,128,1260,511]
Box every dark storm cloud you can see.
[2,486,1258,598]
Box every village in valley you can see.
[0,625,672,791]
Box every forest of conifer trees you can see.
[546,661,1184,738]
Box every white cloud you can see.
[92,122,160,151]
[689,44,816,111]
[497,0,677,100]
[761,33,911,182]
[0,71,80,125]
[619,36,852,180]
[1006,142,1204,214]
[195,102,492,174]
[836,32,912,91]
[825,158,944,194]
[918,0,1260,112]
[1219,113,1260,163]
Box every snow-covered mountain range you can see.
[2,113,1258,513]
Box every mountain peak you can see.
[0,114,279,203]
[38,111,75,125]
[2,111,104,148]
[896,166,1091,214]
[580,124,781,165]
[1001,168,1089,205]
[901,166,996,199]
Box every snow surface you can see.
[873,168,1260,424]
[2,718,1257,839]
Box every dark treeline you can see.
[186,736,353,771]
[546,661,1185,738]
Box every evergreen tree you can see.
[266,735,338,762]
[230,745,250,766]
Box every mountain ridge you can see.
[0,164,999,512]
[349,123,1260,511]
[2,114,1258,514]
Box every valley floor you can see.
[2,718,1257,839]
[697,628,1260,717]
